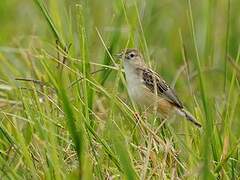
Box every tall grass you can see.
[0,0,240,179]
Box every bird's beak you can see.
[115,52,123,59]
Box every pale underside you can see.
[128,82,175,117]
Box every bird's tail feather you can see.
[177,108,202,128]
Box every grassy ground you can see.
[0,0,240,179]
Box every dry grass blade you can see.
[227,55,240,80]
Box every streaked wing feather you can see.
[138,68,183,108]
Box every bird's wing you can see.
[137,67,183,108]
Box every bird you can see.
[117,48,201,128]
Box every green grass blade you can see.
[33,0,66,48]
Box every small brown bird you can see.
[117,48,201,128]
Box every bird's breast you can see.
[124,63,155,106]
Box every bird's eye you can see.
[129,53,135,58]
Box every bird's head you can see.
[116,48,144,66]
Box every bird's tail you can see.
[177,108,202,128]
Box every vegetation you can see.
[0,0,240,179]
